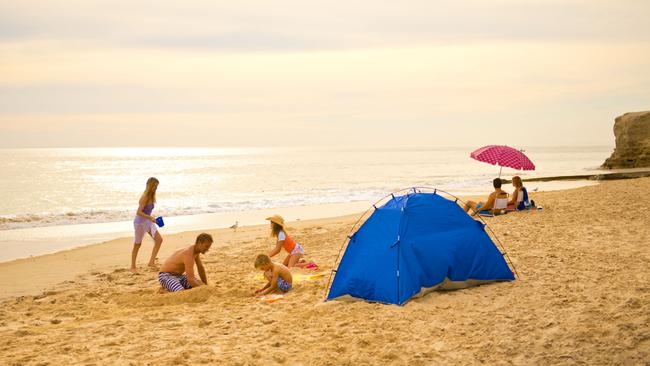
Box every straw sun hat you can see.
[265,215,285,228]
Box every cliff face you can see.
[602,111,650,169]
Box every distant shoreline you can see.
[503,168,650,183]
[0,178,605,264]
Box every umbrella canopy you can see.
[470,145,535,176]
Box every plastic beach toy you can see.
[260,294,284,303]
[156,217,165,227]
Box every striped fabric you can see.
[470,145,535,171]
[158,272,192,292]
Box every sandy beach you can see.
[1,178,648,365]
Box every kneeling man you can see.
[158,233,213,292]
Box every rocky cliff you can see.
[602,111,650,169]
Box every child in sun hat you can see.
[265,215,312,269]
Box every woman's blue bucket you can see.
[155,217,165,227]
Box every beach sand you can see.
[1,179,648,365]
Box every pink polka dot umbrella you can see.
[470,145,535,177]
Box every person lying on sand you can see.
[266,215,310,268]
[463,178,507,216]
[254,254,293,295]
[158,233,213,292]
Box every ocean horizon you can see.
[0,144,614,262]
[1,145,613,231]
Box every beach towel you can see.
[293,272,325,281]
[254,271,325,282]
[304,261,319,270]
[478,210,497,217]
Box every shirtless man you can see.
[158,233,213,292]
[463,178,507,216]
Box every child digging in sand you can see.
[266,215,312,269]
[254,254,293,295]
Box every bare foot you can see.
[147,263,159,271]
[130,268,139,274]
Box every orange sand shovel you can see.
[259,294,284,303]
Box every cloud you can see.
[1,1,649,147]
[1,0,649,52]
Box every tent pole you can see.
[396,240,400,306]
[324,189,403,302]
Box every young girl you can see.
[131,177,163,273]
[265,215,308,268]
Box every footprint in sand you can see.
[198,319,212,328]
[14,329,33,336]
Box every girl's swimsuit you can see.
[133,203,158,243]
[278,230,304,255]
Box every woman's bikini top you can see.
[142,203,154,215]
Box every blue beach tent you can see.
[326,190,515,305]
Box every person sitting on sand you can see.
[266,215,309,268]
[463,178,507,216]
[507,175,530,211]
[158,233,213,292]
[254,254,293,295]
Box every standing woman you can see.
[131,177,163,273]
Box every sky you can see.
[1,0,649,148]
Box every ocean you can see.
[0,146,612,261]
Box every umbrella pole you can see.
[499,165,502,178]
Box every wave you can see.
[0,194,363,230]
[0,210,120,230]
[0,186,418,231]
